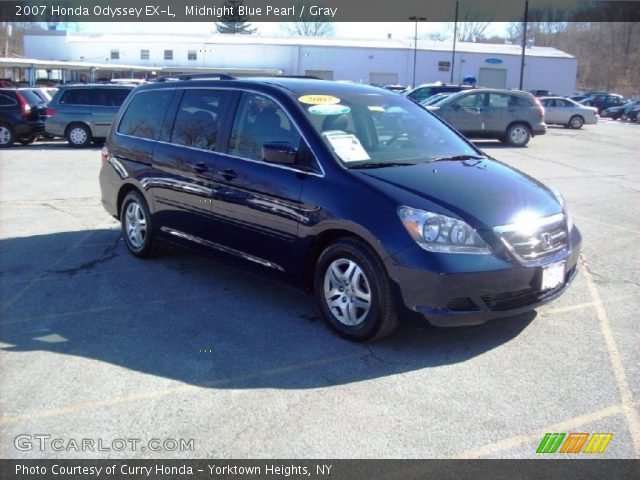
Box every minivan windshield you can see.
[298,91,480,167]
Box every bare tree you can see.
[281,2,335,37]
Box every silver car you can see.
[428,88,546,147]
[45,84,134,147]
[540,97,598,129]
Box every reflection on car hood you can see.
[354,159,562,228]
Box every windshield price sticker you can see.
[309,104,351,115]
[298,95,341,105]
[323,131,370,162]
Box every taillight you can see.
[101,145,110,165]
[45,107,56,116]
[533,97,545,118]
[16,92,31,118]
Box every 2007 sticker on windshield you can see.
[323,131,370,162]
[298,94,340,105]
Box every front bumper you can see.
[384,227,582,327]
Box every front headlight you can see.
[398,206,491,254]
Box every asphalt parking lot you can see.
[0,120,638,459]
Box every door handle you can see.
[189,162,208,173]
[218,168,237,181]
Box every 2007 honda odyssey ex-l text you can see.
[99,76,581,341]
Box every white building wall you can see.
[23,33,577,95]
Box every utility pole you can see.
[409,16,426,88]
[519,0,529,90]
[451,0,459,83]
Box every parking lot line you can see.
[581,255,640,457]
[0,351,364,426]
[452,404,623,458]
[0,230,96,312]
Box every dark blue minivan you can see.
[99,76,581,341]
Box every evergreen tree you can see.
[215,1,257,34]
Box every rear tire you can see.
[568,115,584,129]
[314,238,398,341]
[66,123,92,148]
[504,123,531,147]
[0,123,15,148]
[120,191,158,259]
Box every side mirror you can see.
[262,142,297,165]
[450,103,461,110]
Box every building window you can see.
[110,49,119,60]
[164,50,173,60]
[188,50,197,61]
[140,49,149,60]
[438,61,451,72]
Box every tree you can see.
[215,0,257,34]
[281,2,335,37]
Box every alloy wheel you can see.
[323,258,371,326]
[124,201,147,249]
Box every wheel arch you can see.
[301,226,391,293]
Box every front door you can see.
[209,91,317,276]
[443,92,487,134]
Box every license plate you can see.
[541,261,566,291]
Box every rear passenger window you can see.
[0,94,16,106]
[509,96,533,107]
[59,89,92,105]
[228,93,301,161]
[107,88,131,106]
[171,89,233,151]
[118,90,173,140]
[488,94,510,107]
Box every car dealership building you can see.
[20,30,577,95]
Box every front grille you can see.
[482,265,576,311]
[495,213,568,263]
[446,297,480,312]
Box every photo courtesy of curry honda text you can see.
[99,76,582,341]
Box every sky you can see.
[71,22,510,41]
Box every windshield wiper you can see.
[430,154,486,162]
[349,162,416,169]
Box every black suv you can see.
[0,88,46,147]
[405,82,475,103]
[100,76,581,341]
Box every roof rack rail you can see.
[275,75,323,80]
[156,73,236,82]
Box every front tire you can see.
[568,115,584,129]
[0,123,15,148]
[505,123,531,147]
[66,123,92,148]
[314,238,398,341]
[120,190,157,258]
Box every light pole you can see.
[450,0,459,83]
[519,0,529,90]
[409,16,426,88]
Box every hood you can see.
[354,159,562,229]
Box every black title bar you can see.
[1,0,640,23]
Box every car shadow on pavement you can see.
[0,229,535,390]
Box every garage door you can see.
[478,68,507,88]
[369,72,398,85]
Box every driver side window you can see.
[228,93,301,162]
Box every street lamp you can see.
[409,16,426,88]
